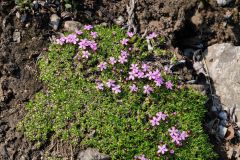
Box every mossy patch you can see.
[19,25,217,159]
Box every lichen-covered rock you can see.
[204,43,240,117]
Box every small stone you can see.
[64,21,82,32]
[77,148,110,160]
[50,14,61,30]
[16,12,20,19]
[13,31,21,43]
[114,16,125,26]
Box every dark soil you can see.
[0,0,240,159]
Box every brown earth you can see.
[0,0,240,159]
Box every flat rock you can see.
[203,43,240,117]
[64,21,82,32]
[77,148,110,160]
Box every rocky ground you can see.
[0,0,240,159]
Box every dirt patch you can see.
[0,3,48,159]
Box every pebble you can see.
[50,14,61,30]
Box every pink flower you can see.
[112,85,121,94]
[146,71,155,80]
[137,71,145,79]
[84,24,93,30]
[146,32,158,40]
[75,29,83,35]
[156,112,167,121]
[98,62,107,71]
[109,57,117,65]
[96,83,104,90]
[82,50,90,59]
[120,38,129,45]
[127,32,134,38]
[130,64,139,71]
[120,50,129,57]
[78,38,89,49]
[171,135,181,145]
[154,77,164,87]
[141,63,150,72]
[143,85,153,94]
[130,84,138,92]
[179,131,189,141]
[153,69,161,79]
[157,144,168,155]
[118,55,128,64]
[65,34,79,44]
[150,116,159,126]
[128,71,136,80]
[106,79,115,88]
[89,41,98,51]
[56,37,66,45]
[168,127,179,137]
[90,31,98,39]
[165,80,173,90]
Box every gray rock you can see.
[216,0,232,6]
[218,111,228,120]
[203,43,240,120]
[218,125,227,138]
[50,14,61,30]
[77,148,110,160]
[64,21,82,32]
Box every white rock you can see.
[216,0,232,6]
[203,43,240,121]
[64,21,82,32]
[50,14,61,30]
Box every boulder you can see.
[203,43,240,117]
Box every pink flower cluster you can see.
[150,112,168,126]
[96,79,121,94]
[56,34,79,45]
[168,127,189,146]
[78,38,98,51]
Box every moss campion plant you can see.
[19,25,217,159]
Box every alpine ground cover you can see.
[19,25,217,159]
